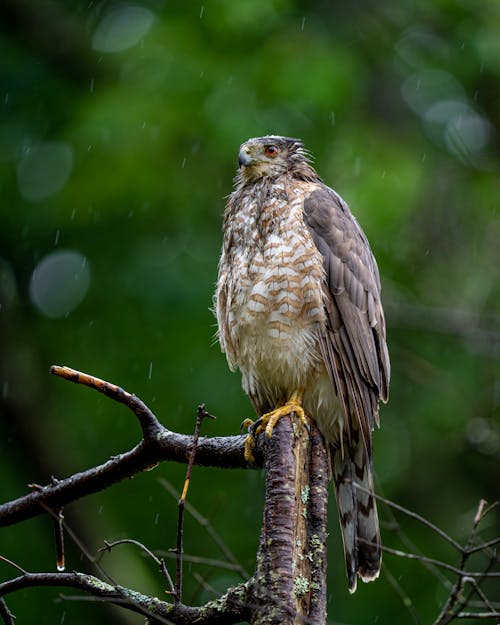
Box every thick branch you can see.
[250,416,329,625]
[0,433,260,528]
[0,366,264,528]
[0,572,251,624]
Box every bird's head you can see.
[236,135,315,182]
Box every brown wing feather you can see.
[303,185,390,456]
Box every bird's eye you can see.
[265,145,278,158]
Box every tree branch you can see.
[250,415,329,625]
[0,572,251,624]
[50,365,163,438]
[0,366,263,528]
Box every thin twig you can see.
[380,544,500,577]
[159,478,250,580]
[0,598,15,625]
[382,564,422,625]
[468,601,500,610]
[53,507,65,571]
[174,405,215,604]
[55,592,178,624]
[455,612,500,619]
[432,499,499,625]
[459,547,500,623]
[158,550,247,573]
[36,500,115,584]
[100,538,176,597]
[355,483,462,552]
[462,577,497,614]
[0,554,27,575]
[465,536,500,554]
[192,571,220,598]
[376,486,451,589]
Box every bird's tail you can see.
[330,441,381,593]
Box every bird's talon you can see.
[240,418,255,433]
[244,433,256,463]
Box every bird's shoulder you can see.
[300,182,381,293]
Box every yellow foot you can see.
[242,390,307,463]
[244,432,257,464]
[256,399,307,439]
[240,419,258,463]
[240,418,255,433]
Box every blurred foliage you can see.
[0,0,499,623]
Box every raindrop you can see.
[17,142,73,202]
[329,111,335,126]
[148,361,153,380]
[154,513,160,525]
[92,5,155,53]
[200,5,204,18]
[301,16,306,31]
[181,157,186,169]
[90,78,95,93]
[29,250,91,319]
[354,157,361,177]
[54,230,60,246]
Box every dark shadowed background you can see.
[0,1,499,623]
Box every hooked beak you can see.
[238,148,253,168]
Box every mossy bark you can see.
[250,416,329,625]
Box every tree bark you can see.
[250,415,329,625]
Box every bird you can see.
[214,135,390,593]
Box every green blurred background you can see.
[0,0,498,623]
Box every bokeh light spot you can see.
[445,112,491,157]
[92,5,155,53]
[401,69,464,117]
[17,142,73,202]
[29,250,91,319]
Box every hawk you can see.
[215,135,390,592]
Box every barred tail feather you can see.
[331,443,381,593]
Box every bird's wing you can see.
[303,185,390,456]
